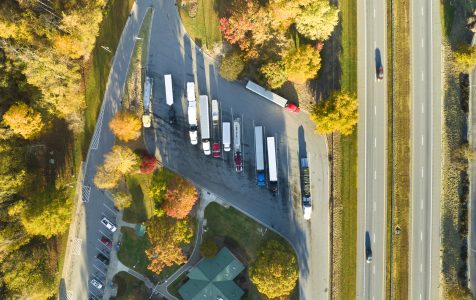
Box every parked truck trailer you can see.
[234,119,243,172]
[267,137,278,192]
[300,158,312,220]
[254,126,265,186]
[142,76,153,128]
[245,81,300,112]
[186,82,198,145]
[199,95,211,155]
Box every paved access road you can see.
[356,0,387,299]
[143,0,330,299]
[410,0,442,298]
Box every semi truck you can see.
[300,158,312,220]
[254,126,265,186]
[142,76,153,128]
[222,122,231,152]
[245,81,300,113]
[199,95,211,155]
[186,82,198,145]
[164,74,176,125]
[234,119,243,172]
[267,137,278,192]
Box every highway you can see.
[409,0,442,298]
[356,0,387,299]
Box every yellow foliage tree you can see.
[454,44,476,73]
[310,91,358,135]
[295,0,340,41]
[109,111,142,142]
[94,146,139,189]
[284,45,321,84]
[2,103,44,139]
[249,239,298,298]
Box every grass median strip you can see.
[386,0,410,298]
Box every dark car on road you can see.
[100,236,112,249]
[366,246,373,263]
[96,253,110,265]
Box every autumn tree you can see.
[454,44,476,72]
[140,155,157,174]
[94,146,139,189]
[219,49,245,81]
[295,1,339,41]
[1,242,56,299]
[112,191,133,209]
[145,216,193,274]
[21,188,72,238]
[249,239,298,298]
[284,45,321,84]
[109,111,142,142]
[2,102,44,139]
[310,91,358,135]
[200,239,219,258]
[260,61,287,89]
[163,176,198,219]
[0,141,27,202]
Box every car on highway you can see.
[96,253,110,265]
[100,236,112,248]
[377,66,384,81]
[366,246,373,263]
[90,278,103,290]
[100,217,117,232]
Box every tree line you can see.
[0,0,108,298]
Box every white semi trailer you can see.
[199,95,211,155]
[245,81,300,112]
[187,82,198,145]
[266,137,278,192]
[142,76,153,128]
[300,158,312,220]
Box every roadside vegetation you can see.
[440,0,475,298]
[385,0,410,297]
[330,0,358,297]
[0,0,134,298]
[111,272,154,300]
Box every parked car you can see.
[96,253,110,265]
[100,217,117,232]
[90,278,103,290]
[100,236,112,249]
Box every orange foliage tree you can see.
[163,176,198,219]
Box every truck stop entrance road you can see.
[143,0,330,298]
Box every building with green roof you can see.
[178,247,245,300]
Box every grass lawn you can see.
[124,173,154,223]
[332,0,358,298]
[386,0,410,298]
[117,227,155,278]
[203,202,298,300]
[111,271,151,300]
[178,0,223,50]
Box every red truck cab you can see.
[286,103,300,113]
[212,143,221,158]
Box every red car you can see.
[212,143,221,158]
[286,103,300,113]
[100,236,112,248]
[377,66,384,81]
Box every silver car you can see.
[90,278,103,290]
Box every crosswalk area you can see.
[72,238,82,256]
[82,186,91,203]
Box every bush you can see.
[219,49,245,81]
[140,155,157,174]
[200,239,219,258]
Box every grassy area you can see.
[203,202,298,300]
[178,0,223,50]
[124,173,154,223]
[386,0,411,297]
[331,0,358,298]
[111,272,152,300]
[117,227,154,278]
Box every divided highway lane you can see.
[143,0,330,298]
[410,0,442,298]
[357,0,387,299]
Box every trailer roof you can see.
[199,95,210,139]
[143,77,152,112]
[267,137,277,181]
[254,126,264,170]
[246,81,288,107]
[164,74,173,105]
[187,82,195,102]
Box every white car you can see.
[90,278,103,290]
[101,217,117,232]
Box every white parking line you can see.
[374,137,377,148]
[96,247,109,256]
[373,8,376,18]
[93,264,106,275]
[421,232,423,241]
[421,71,424,81]
[99,229,112,238]
[420,264,423,272]
[374,170,377,180]
[374,105,377,115]
[82,186,91,203]
[373,234,376,243]
[72,238,82,256]
[421,199,424,210]
[102,203,117,214]
[421,135,424,145]
[421,39,424,48]
[421,7,424,16]
[421,167,424,178]
[421,103,424,113]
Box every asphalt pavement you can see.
[409,0,442,298]
[61,0,331,299]
[356,0,387,299]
